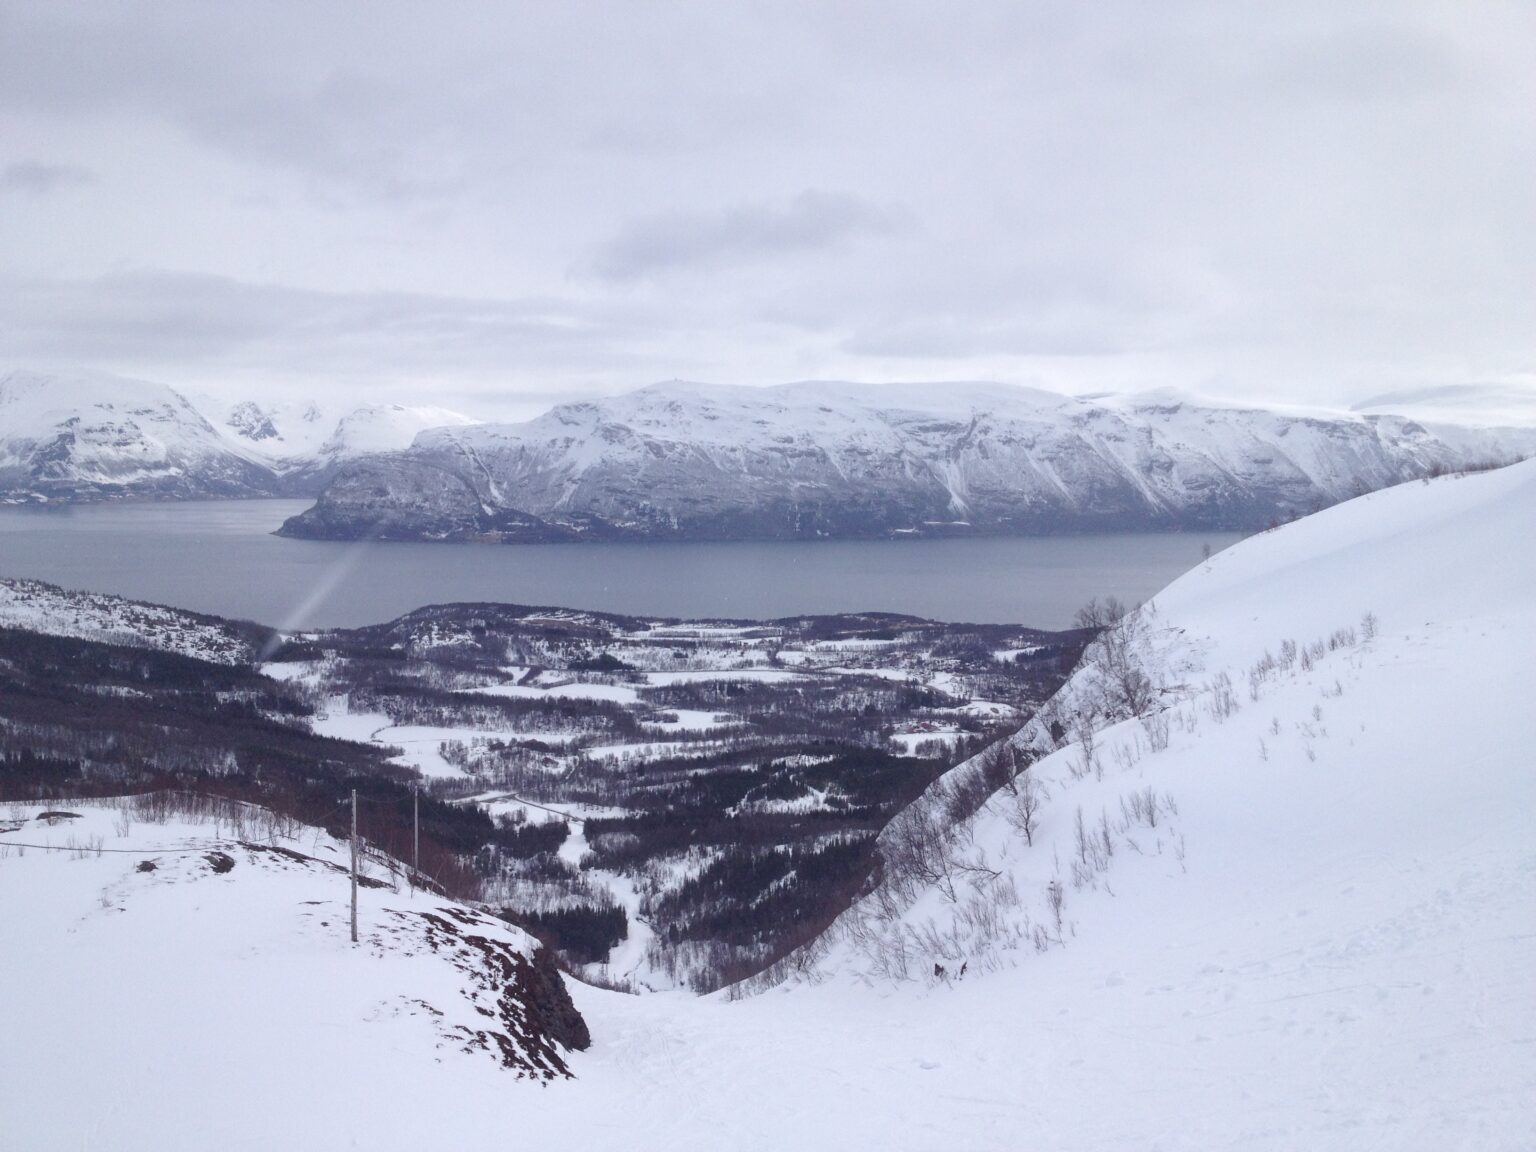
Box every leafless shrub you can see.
[1121,786,1162,829]
[882,801,967,903]
[1075,597,1156,719]
[1111,738,1141,773]
[1070,706,1100,781]
[1360,611,1378,642]
[1207,671,1239,722]
[1045,878,1065,936]
[1006,771,1043,847]
[1141,710,1170,752]
[976,741,1020,797]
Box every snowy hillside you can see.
[0,798,588,1149]
[281,379,1536,542]
[0,577,266,663]
[0,368,476,501]
[767,459,1536,1144]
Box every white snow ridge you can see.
[3,462,1534,1149]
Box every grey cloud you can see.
[0,270,660,385]
[0,2,1532,406]
[841,315,1128,361]
[590,192,901,281]
[0,161,94,195]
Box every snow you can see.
[0,367,477,496]
[643,668,802,686]
[0,800,578,1151]
[468,680,642,704]
[309,699,397,745]
[3,463,1534,1149]
[789,461,1536,1146]
[643,708,735,732]
[889,728,967,754]
[205,394,479,469]
[0,577,256,663]
[992,645,1041,662]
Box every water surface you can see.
[0,500,1242,630]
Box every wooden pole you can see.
[350,789,359,945]
[412,784,419,894]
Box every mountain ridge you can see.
[280,379,1536,542]
[0,368,476,502]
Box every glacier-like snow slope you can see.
[3,463,1533,1151]
[0,368,476,500]
[284,379,1536,542]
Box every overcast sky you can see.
[2,1,1532,420]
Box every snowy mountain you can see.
[214,395,478,482]
[0,368,281,501]
[0,368,476,501]
[280,380,1536,542]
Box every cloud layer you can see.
[1,1,1532,414]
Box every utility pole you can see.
[411,784,420,895]
[350,789,359,945]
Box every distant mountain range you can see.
[277,380,1536,542]
[0,368,475,502]
[6,369,1534,538]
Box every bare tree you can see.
[1007,770,1042,846]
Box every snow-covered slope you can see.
[772,458,1536,1145]
[0,800,588,1150]
[0,368,477,501]
[0,369,281,501]
[216,396,478,477]
[281,380,1536,542]
[0,577,266,663]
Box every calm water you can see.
[0,500,1242,631]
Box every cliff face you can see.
[279,381,1536,542]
